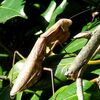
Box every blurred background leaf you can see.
[0,0,27,23]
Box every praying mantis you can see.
[10,18,72,97]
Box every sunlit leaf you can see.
[50,80,93,100]
[62,38,88,53]
[91,69,100,75]
[41,0,56,22]
[16,92,23,100]
[0,0,27,23]
[46,0,68,29]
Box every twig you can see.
[96,76,100,89]
[76,78,84,100]
[88,60,100,65]
[91,45,100,58]
[76,64,88,100]
[65,25,100,79]
[91,75,100,89]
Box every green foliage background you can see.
[0,0,100,100]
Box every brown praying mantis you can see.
[10,18,72,97]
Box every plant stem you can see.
[65,25,100,78]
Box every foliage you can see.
[0,0,100,100]
[0,0,27,23]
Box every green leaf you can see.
[54,54,75,84]
[63,92,91,100]
[0,0,27,23]
[82,19,100,31]
[93,54,100,60]
[82,80,93,91]
[50,80,93,100]
[41,0,56,22]
[16,92,23,100]
[46,0,68,29]
[8,59,25,83]
[31,90,43,100]
[91,69,100,75]
[62,38,88,53]
[50,85,68,99]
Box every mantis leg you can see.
[56,40,67,53]
[50,40,66,53]
[47,40,67,56]
[11,51,25,84]
[43,67,55,95]
[12,50,25,67]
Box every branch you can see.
[76,67,84,100]
[76,78,84,100]
[91,75,100,89]
[65,25,100,79]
